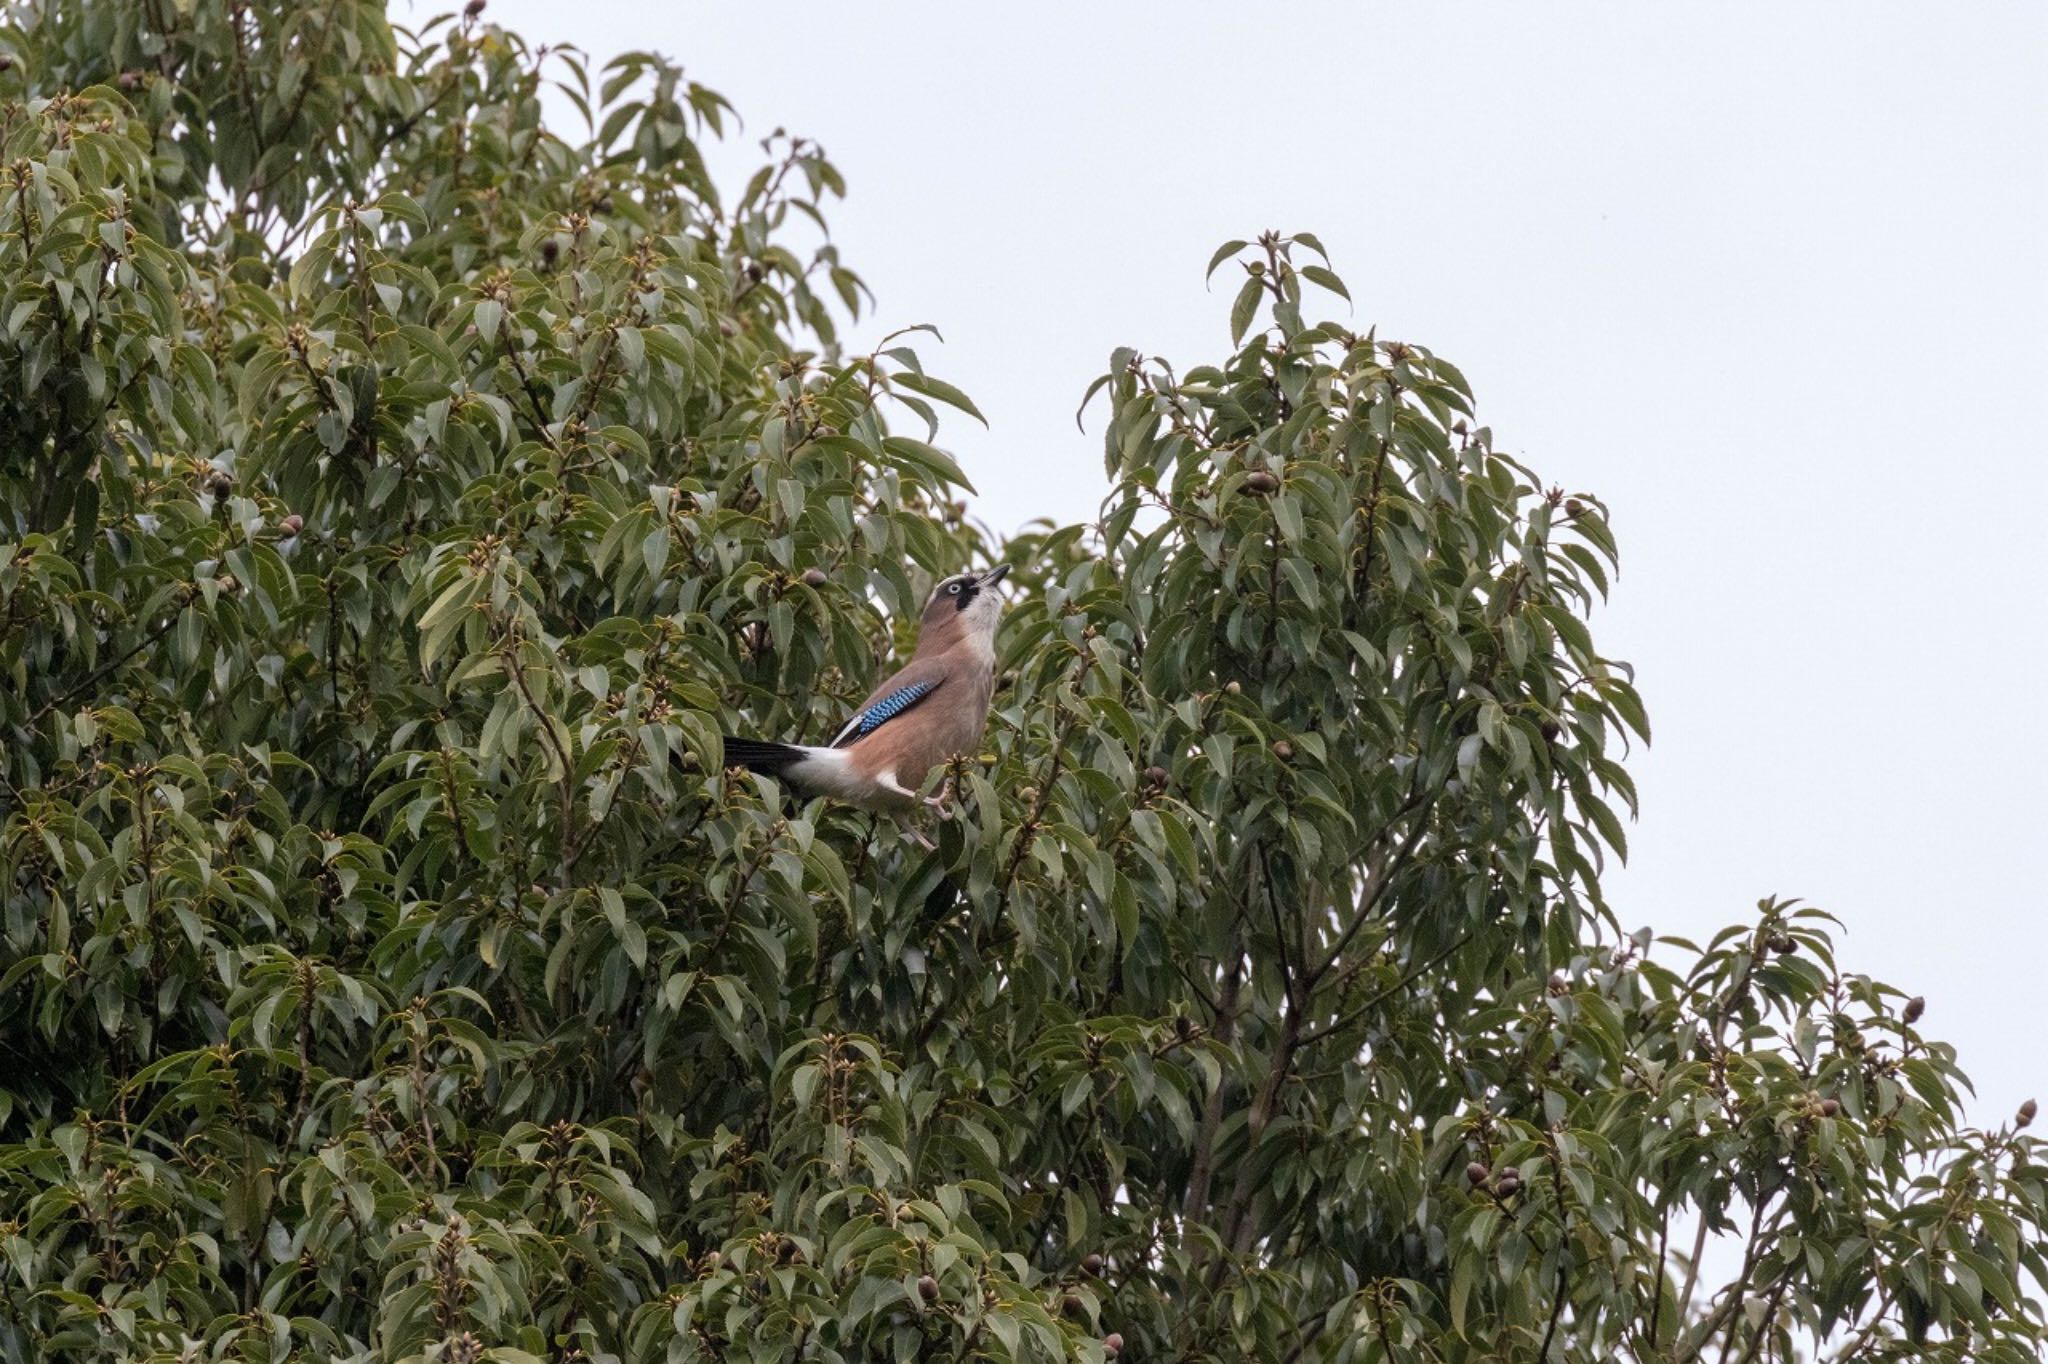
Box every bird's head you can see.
[917,562,1009,650]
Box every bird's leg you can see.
[923,774,956,819]
[892,806,936,851]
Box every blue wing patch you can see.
[836,681,936,746]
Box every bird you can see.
[720,564,1009,827]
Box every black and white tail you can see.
[719,736,809,777]
[716,736,860,800]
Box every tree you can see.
[2,4,2043,1361]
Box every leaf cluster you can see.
[1,8,2043,1364]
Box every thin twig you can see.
[1538,1181,1571,1361]
[29,589,194,725]
[1296,923,1479,1049]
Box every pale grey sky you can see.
[488,1,2048,1119]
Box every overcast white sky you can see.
[488,1,2048,1120]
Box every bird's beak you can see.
[978,563,1011,588]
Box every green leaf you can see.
[890,370,986,427]
[474,298,503,345]
[642,526,670,580]
[1300,264,1350,302]
[1229,275,1263,345]
[1205,238,1249,284]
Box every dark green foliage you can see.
[3,5,2045,1361]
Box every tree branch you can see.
[30,586,195,726]
[1305,788,1433,988]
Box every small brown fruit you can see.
[1820,1097,1840,1118]
[1061,1293,1083,1316]
[1903,996,1925,1025]
[280,513,304,535]
[1271,740,1294,762]
[1144,764,1170,789]
[464,0,486,15]
[117,70,142,91]
[1495,1173,1521,1197]
[1465,1160,1490,1186]
[917,1274,938,1301]
[1103,1333,1124,1357]
[1082,1253,1104,1277]
[1564,498,1585,517]
[2019,1099,2037,1128]
[1540,720,1561,742]
[540,238,560,267]
[1241,470,1280,495]
[1223,680,1241,695]
[802,567,829,588]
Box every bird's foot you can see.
[924,777,956,820]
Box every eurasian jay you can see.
[720,564,1009,816]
